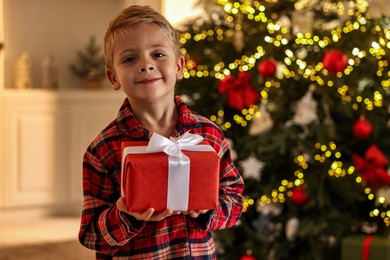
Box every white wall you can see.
[3,0,124,89]
[0,0,3,90]
[162,0,201,27]
[1,0,201,90]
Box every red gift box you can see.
[121,132,220,212]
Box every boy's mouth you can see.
[136,77,161,84]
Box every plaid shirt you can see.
[79,96,244,259]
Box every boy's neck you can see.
[129,98,178,138]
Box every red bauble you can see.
[353,118,373,139]
[322,50,348,74]
[240,252,256,260]
[257,59,277,78]
[290,186,310,206]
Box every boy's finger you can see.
[190,211,200,218]
[143,208,155,220]
[116,197,127,212]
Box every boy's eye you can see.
[123,56,136,63]
[153,52,165,58]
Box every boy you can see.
[79,5,244,259]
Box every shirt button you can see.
[179,241,186,247]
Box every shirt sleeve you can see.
[78,147,146,255]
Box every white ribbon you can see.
[121,132,215,211]
[146,131,204,157]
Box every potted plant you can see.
[69,36,105,89]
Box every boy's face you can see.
[106,23,184,103]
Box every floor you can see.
[0,212,81,247]
[0,210,95,259]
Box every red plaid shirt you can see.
[79,96,244,259]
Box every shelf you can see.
[0,88,125,102]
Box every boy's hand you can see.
[182,210,209,218]
[116,197,179,221]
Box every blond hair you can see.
[104,5,181,72]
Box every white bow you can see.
[147,131,204,158]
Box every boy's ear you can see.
[176,56,185,80]
[106,69,121,90]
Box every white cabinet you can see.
[66,93,125,204]
[2,92,62,208]
[0,89,124,213]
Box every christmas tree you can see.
[176,0,390,259]
[69,36,105,81]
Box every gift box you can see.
[341,235,390,260]
[121,132,220,212]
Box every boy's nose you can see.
[140,65,154,72]
[139,57,155,72]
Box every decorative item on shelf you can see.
[69,36,105,89]
[41,54,58,88]
[14,52,32,89]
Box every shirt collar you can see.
[116,96,200,140]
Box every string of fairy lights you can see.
[180,0,390,225]
[181,0,389,126]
